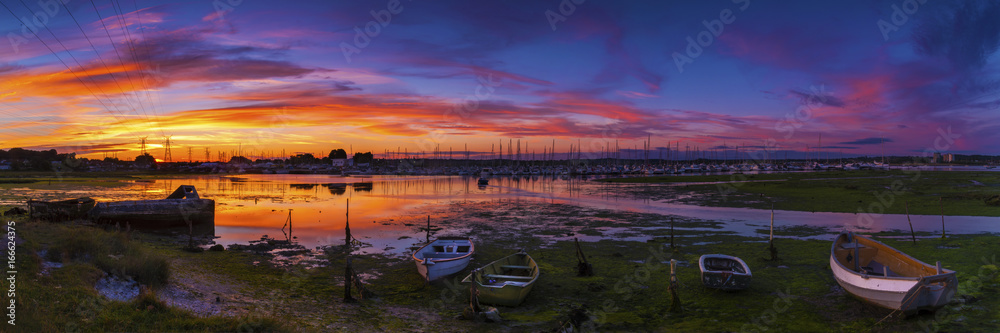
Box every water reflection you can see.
[5,174,998,255]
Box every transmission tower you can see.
[188,147,193,162]
[205,148,210,162]
[163,136,173,162]
[139,137,148,156]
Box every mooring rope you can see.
[874,284,928,326]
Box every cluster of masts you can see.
[128,134,890,166]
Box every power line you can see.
[128,0,165,135]
[110,0,161,137]
[12,0,141,136]
[0,0,143,140]
[89,0,154,133]
[54,0,147,138]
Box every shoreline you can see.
[10,213,999,331]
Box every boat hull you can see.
[699,254,752,291]
[28,197,95,220]
[412,238,474,281]
[416,257,473,281]
[89,199,215,228]
[462,252,538,307]
[830,233,957,313]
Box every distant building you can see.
[943,153,954,162]
[933,152,942,163]
[331,158,351,167]
[0,161,9,171]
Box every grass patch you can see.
[600,170,1000,216]
[45,226,170,288]
[15,219,289,332]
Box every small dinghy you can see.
[699,254,752,290]
[412,237,474,281]
[830,232,957,313]
[462,251,539,307]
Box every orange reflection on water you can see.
[97,175,488,249]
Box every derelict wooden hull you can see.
[89,199,215,228]
[28,197,96,220]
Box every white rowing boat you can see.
[412,237,474,281]
[699,254,752,290]
[830,232,957,313]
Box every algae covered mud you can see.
[3,170,999,331]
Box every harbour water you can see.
[6,174,997,255]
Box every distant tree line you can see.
[0,148,80,171]
[325,149,372,163]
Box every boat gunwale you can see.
[830,232,955,282]
[698,254,752,276]
[411,238,475,264]
[462,252,539,286]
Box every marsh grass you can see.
[46,226,170,287]
[16,220,289,332]
[602,170,1000,216]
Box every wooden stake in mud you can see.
[344,257,356,303]
[345,199,352,254]
[426,215,431,243]
[281,209,293,242]
[769,204,774,243]
[670,217,675,251]
[668,259,681,313]
[344,198,356,303]
[574,237,593,276]
[905,201,916,244]
[768,204,778,261]
[940,197,946,239]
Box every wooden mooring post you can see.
[668,259,681,313]
[939,197,946,239]
[574,238,593,276]
[768,204,778,261]
[670,217,675,251]
[905,201,916,244]
[344,198,356,303]
[281,209,293,242]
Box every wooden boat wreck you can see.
[699,254,752,291]
[830,232,957,313]
[412,237,475,281]
[461,251,539,307]
[89,185,215,228]
[28,197,96,220]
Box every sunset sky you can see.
[1,0,999,161]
